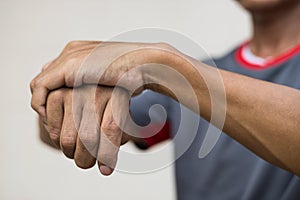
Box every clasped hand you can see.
[31,41,179,175]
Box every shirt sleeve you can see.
[129,90,173,148]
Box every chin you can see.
[237,0,297,12]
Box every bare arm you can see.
[30,41,300,176]
[147,52,300,176]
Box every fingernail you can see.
[100,165,113,176]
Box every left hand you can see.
[42,84,130,176]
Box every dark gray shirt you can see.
[130,45,300,200]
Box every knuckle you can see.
[64,70,76,87]
[101,121,121,146]
[30,80,36,91]
[41,61,52,72]
[157,42,171,48]
[61,136,76,150]
[65,54,78,64]
[66,41,77,49]
[33,77,44,87]
[30,79,47,96]
[63,57,81,87]
[156,42,176,51]
[30,77,44,93]
[101,121,120,136]
[30,100,44,115]
[79,133,98,149]
[65,40,82,50]
[41,65,47,72]
[48,89,66,104]
[30,99,37,110]
[48,127,61,142]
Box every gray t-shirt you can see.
[130,45,300,200]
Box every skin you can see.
[239,0,300,58]
[42,85,130,175]
[238,0,299,13]
[32,0,300,176]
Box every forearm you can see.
[147,52,300,175]
[220,71,300,174]
[30,41,300,175]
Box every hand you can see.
[42,85,130,176]
[30,41,175,118]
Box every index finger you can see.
[30,66,67,117]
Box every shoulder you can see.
[202,46,239,71]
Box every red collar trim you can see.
[235,41,300,70]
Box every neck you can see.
[250,3,300,58]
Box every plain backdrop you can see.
[0,0,250,199]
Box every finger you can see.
[97,88,129,176]
[63,41,101,54]
[30,67,67,117]
[30,41,103,117]
[42,60,55,72]
[46,89,65,148]
[74,91,101,169]
[121,132,131,145]
[74,138,96,169]
[60,91,81,159]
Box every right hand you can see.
[30,41,168,118]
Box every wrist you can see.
[141,43,198,97]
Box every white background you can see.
[0,0,250,199]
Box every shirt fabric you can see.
[129,43,300,200]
